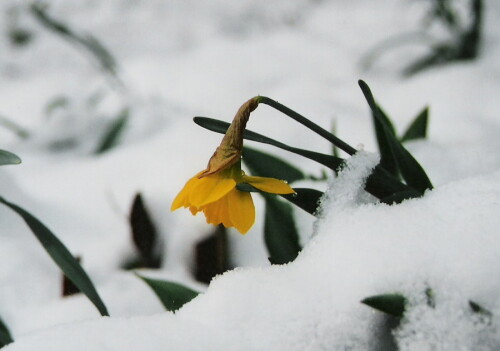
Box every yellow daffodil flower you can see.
[171,97,295,234]
[171,161,295,234]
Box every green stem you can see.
[258,96,358,156]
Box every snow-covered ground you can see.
[1,0,500,349]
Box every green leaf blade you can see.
[469,300,493,317]
[31,3,118,78]
[0,197,109,316]
[401,106,429,143]
[372,106,399,177]
[237,183,322,217]
[362,293,407,317]
[194,225,230,284]
[0,317,13,348]
[280,188,323,216]
[243,147,305,183]
[95,108,129,154]
[137,274,199,312]
[365,166,415,200]
[129,193,161,269]
[263,195,301,265]
[359,80,433,194]
[0,150,21,166]
[194,117,344,172]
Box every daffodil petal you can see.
[202,195,233,228]
[171,175,200,211]
[189,206,201,215]
[189,174,236,207]
[227,189,255,234]
[243,176,295,195]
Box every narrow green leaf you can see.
[331,120,339,158]
[263,195,301,265]
[95,108,129,154]
[83,35,118,75]
[0,197,109,316]
[136,274,199,312]
[0,115,30,139]
[372,106,399,177]
[402,47,449,77]
[129,193,161,269]
[280,188,323,216]
[469,300,493,317]
[258,96,358,155]
[379,188,424,205]
[30,3,72,36]
[237,183,322,217]
[0,150,21,166]
[362,293,407,317]
[235,183,259,193]
[30,3,118,77]
[62,256,81,296]
[194,225,230,284]
[365,166,415,200]
[242,147,305,183]
[401,106,429,143]
[376,106,397,136]
[359,80,433,194]
[0,317,13,348]
[194,117,344,172]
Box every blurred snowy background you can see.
[0,0,499,349]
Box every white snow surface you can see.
[0,0,499,350]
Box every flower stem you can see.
[258,96,357,156]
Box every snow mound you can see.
[7,154,500,350]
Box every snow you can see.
[0,0,500,350]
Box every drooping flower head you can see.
[171,97,295,234]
